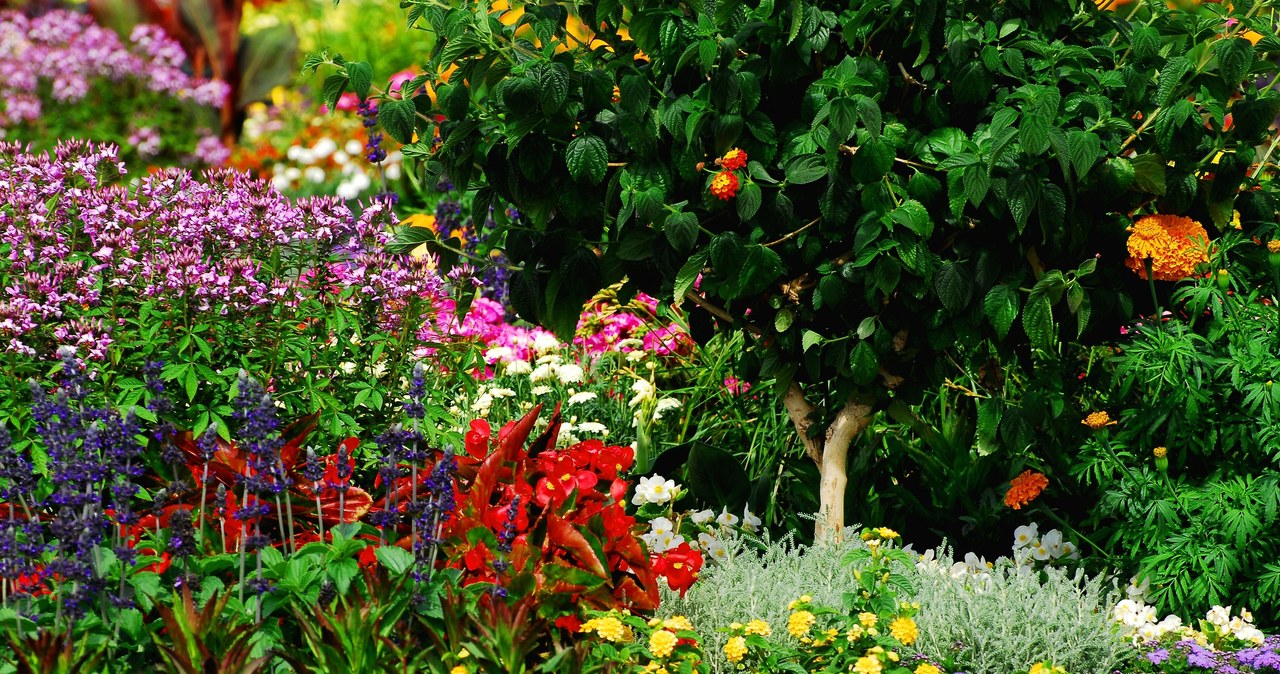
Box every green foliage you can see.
[910,546,1128,674]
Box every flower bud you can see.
[1153,446,1168,472]
[1268,240,1280,268]
[1216,269,1230,292]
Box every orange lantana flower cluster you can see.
[710,171,740,200]
[718,148,748,171]
[1004,470,1049,510]
[1124,214,1212,281]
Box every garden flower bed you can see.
[7,0,1280,672]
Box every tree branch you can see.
[783,382,823,466]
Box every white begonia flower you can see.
[529,363,557,383]
[558,363,584,384]
[567,391,598,405]
[533,332,561,353]
[1030,541,1051,561]
[1235,624,1265,645]
[690,509,715,525]
[741,507,762,533]
[649,517,674,536]
[485,346,514,362]
[1059,540,1078,559]
[626,350,647,363]
[642,531,684,554]
[505,360,532,375]
[716,508,739,527]
[1040,528,1063,557]
[1206,605,1232,629]
[489,388,516,399]
[576,421,608,435]
[1126,575,1151,602]
[1013,523,1039,549]
[530,385,553,396]
[704,537,729,562]
[652,397,682,420]
[632,475,679,506]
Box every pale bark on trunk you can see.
[783,382,874,544]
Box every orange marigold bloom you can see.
[1004,470,1048,510]
[1268,240,1280,254]
[719,148,748,171]
[710,170,740,200]
[611,85,621,104]
[1124,214,1212,281]
[1081,411,1117,429]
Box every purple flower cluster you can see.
[1137,636,1280,673]
[0,11,227,128]
[0,141,443,361]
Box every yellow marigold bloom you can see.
[663,616,694,632]
[581,616,628,643]
[876,527,899,540]
[854,654,884,674]
[788,595,812,610]
[723,635,748,663]
[744,619,771,636]
[649,629,678,658]
[1081,411,1117,430]
[788,610,816,638]
[1153,446,1168,458]
[915,664,943,674]
[450,667,468,674]
[889,616,919,645]
[858,612,879,628]
[1269,240,1280,254]
[1125,214,1211,281]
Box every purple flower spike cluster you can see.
[0,11,227,129]
[1137,635,1280,673]
[0,141,443,361]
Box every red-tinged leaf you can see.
[278,412,321,469]
[526,403,562,459]
[613,576,659,611]
[546,513,607,577]
[316,485,373,524]
[472,405,542,511]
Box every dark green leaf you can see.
[934,261,973,314]
[1216,37,1255,87]
[565,135,608,184]
[346,61,373,101]
[377,98,417,144]
[1022,294,1056,351]
[664,211,699,252]
[848,341,878,385]
[785,154,827,184]
[737,182,763,220]
[983,284,1019,339]
[890,200,932,238]
[322,73,349,112]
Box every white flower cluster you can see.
[632,472,761,562]
[267,137,403,200]
[1012,522,1078,563]
[628,378,681,424]
[1111,599,1264,646]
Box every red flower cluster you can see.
[651,542,704,597]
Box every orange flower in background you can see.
[1004,470,1048,510]
[1081,411,1118,430]
[1124,214,1212,281]
[709,171,740,200]
[719,148,748,171]
[1096,0,1134,9]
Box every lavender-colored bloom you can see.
[167,509,196,558]
[1146,648,1169,666]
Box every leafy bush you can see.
[910,546,1128,674]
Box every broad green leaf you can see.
[785,154,827,184]
[983,284,1019,339]
[934,261,973,314]
[1022,294,1056,351]
[737,181,763,220]
[346,61,373,101]
[565,135,608,184]
[673,251,709,304]
[848,341,878,385]
[322,73,348,112]
[1215,38,1254,87]
[802,329,823,352]
[664,211,699,252]
[375,546,415,576]
[890,200,932,238]
[377,98,417,144]
[1019,112,1052,156]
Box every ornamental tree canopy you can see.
[311,0,1280,539]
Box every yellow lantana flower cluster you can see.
[788,609,816,638]
[723,636,748,663]
[889,616,919,645]
[580,615,629,643]
[648,629,677,658]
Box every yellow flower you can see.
[889,616,918,645]
[663,616,694,632]
[1125,214,1211,281]
[450,667,468,674]
[846,625,865,641]
[854,654,884,674]
[876,527,899,540]
[1269,240,1280,254]
[649,629,678,658]
[1232,210,1242,230]
[724,636,748,663]
[788,610,816,638]
[858,612,879,628]
[915,664,943,674]
[581,616,628,643]
[1153,446,1168,458]
[1081,411,1117,430]
[744,619,771,636]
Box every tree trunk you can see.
[783,383,875,544]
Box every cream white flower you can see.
[716,509,739,527]
[704,537,729,562]
[489,387,517,399]
[576,421,609,435]
[1126,575,1151,602]
[632,475,679,506]
[652,397,682,420]
[1013,523,1039,549]
[484,346,514,362]
[529,363,557,383]
[741,507,762,533]
[532,332,562,353]
[625,350,647,363]
[567,391,598,405]
[530,385,553,396]
[557,363,585,384]
[642,531,684,554]
[617,338,643,350]
[1040,528,1063,557]
[504,360,532,375]
[629,379,655,406]
[690,509,715,525]
[535,353,563,365]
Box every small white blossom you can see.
[529,363,557,383]
[530,385,553,396]
[632,475,679,506]
[567,391,598,405]
[652,397,682,420]
[741,507,762,533]
[576,421,608,435]
[690,509,715,525]
[504,360,532,375]
[558,363,585,384]
[489,387,516,399]
[484,346,514,362]
[532,332,562,353]
[1013,523,1039,549]
[715,509,739,527]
